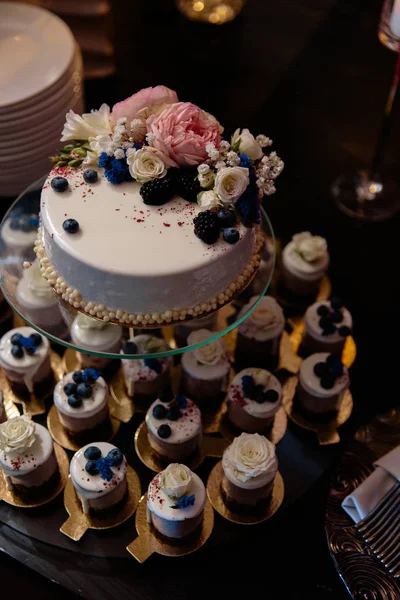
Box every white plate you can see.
[0,3,75,108]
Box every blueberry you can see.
[84,446,101,460]
[322,324,337,336]
[85,460,99,475]
[11,333,22,346]
[72,371,83,384]
[223,228,240,244]
[63,218,79,234]
[242,375,255,395]
[320,375,336,390]
[319,316,332,330]
[247,384,265,401]
[338,325,351,338]
[11,344,24,359]
[83,169,98,184]
[330,297,343,310]
[329,361,344,378]
[157,424,172,439]
[326,354,340,365]
[51,176,68,192]
[76,383,92,398]
[29,333,42,346]
[159,386,174,403]
[26,347,36,355]
[122,341,138,354]
[9,218,20,230]
[166,405,181,421]
[107,448,123,466]
[176,394,187,409]
[316,304,330,317]
[314,362,329,377]
[63,382,77,396]
[216,208,236,229]
[262,389,280,403]
[67,394,82,408]
[331,311,344,324]
[152,404,167,419]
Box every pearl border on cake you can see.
[31,225,265,327]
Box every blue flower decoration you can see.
[144,358,163,374]
[239,153,252,168]
[82,368,102,382]
[19,335,38,353]
[241,374,255,394]
[29,216,40,228]
[98,150,132,185]
[95,456,114,481]
[171,494,196,509]
[328,357,344,378]
[236,183,260,227]
[176,394,187,409]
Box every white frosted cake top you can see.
[146,396,202,445]
[228,368,282,418]
[71,314,122,353]
[54,371,108,418]
[305,301,352,343]
[300,353,349,397]
[283,232,329,278]
[238,295,285,341]
[147,464,206,521]
[0,419,54,477]
[181,329,230,380]
[70,441,127,500]
[121,335,171,381]
[0,327,49,391]
[222,432,278,489]
[1,217,38,250]
[16,260,57,308]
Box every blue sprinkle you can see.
[176,394,187,409]
[19,335,37,352]
[98,150,132,184]
[241,374,255,394]
[171,494,196,509]
[96,457,114,481]
[144,358,163,374]
[236,183,260,226]
[82,368,102,382]
[239,153,252,168]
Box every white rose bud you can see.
[127,148,167,183]
[0,414,36,454]
[188,329,227,366]
[223,433,277,483]
[197,163,210,175]
[198,171,214,189]
[130,117,147,142]
[231,128,263,161]
[214,166,249,205]
[162,463,192,498]
[197,190,222,211]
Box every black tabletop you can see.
[1,0,400,598]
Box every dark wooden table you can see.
[1,0,400,597]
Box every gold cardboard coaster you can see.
[60,465,141,541]
[217,403,287,445]
[289,321,357,369]
[0,352,63,416]
[126,494,214,562]
[134,421,228,473]
[62,347,82,373]
[278,329,303,374]
[47,402,120,451]
[207,461,284,525]
[282,376,353,445]
[0,443,69,508]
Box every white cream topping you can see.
[147,468,206,521]
[238,295,285,342]
[54,372,109,418]
[283,232,329,278]
[70,441,127,499]
[181,329,230,381]
[1,218,38,250]
[228,368,282,418]
[0,327,50,391]
[0,422,54,477]
[121,335,171,383]
[16,260,57,307]
[146,397,202,445]
[71,314,122,353]
[222,432,278,488]
[299,352,349,397]
[305,301,353,343]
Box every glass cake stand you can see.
[0,176,275,359]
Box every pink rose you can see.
[146,102,221,168]
[111,85,178,124]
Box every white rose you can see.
[127,148,167,183]
[214,167,249,205]
[197,190,222,211]
[61,104,112,142]
[223,433,276,483]
[292,231,327,263]
[0,414,36,454]
[248,297,284,331]
[162,463,192,498]
[25,261,53,299]
[188,329,227,366]
[231,128,263,161]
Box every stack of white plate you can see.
[0,2,84,197]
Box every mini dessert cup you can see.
[174,313,217,348]
[0,416,59,495]
[281,232,329,297]
[235,296,285,371]
[1,214,39,259]
[16,260,67,338]
[0,327,52,394]
[297,352,349,418]
[121,335,172,403]
[71,314,122,371]
[70,442,127,514]
[147,463,206,539]
[227,368,282,433]
[181,329,230,412]
[146,393,202,461]
[301,299,353,357]
[53,369,110,440]
[221,433,278,511]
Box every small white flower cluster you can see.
[255,152,284,197]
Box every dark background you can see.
[1,0,400,597]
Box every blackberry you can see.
[140,176,174,205]
[172,169,201,202]
[193,210,220,244]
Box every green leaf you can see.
[56,160,68,167]
[72,147,86,157]
[231,138,241,153]
[68,158,83,167]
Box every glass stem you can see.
[371,52,400,177]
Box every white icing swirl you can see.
[189,329,227,366]
[238,296,284,342]
[76,313,108,331]
[0,414,36,454]
[25,260,55,300]
[161,463,192,498]
[223,433,276,483]
[292,232,328,263]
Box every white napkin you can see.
[342,446,400,523]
